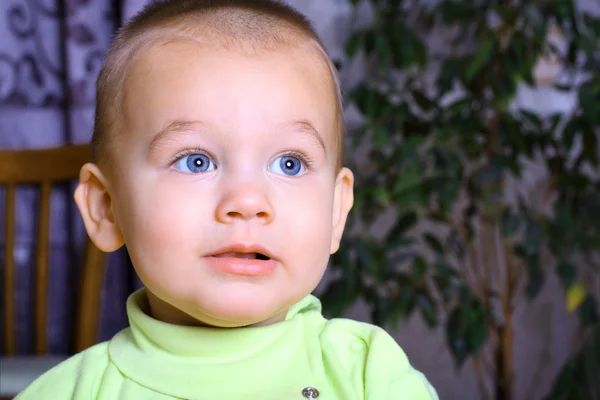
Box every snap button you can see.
[302,386,319,398]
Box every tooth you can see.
[239,253,257,259]
[216,252,256,259]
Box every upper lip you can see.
[206,243,276,260]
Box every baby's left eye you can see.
[268,155,306,176]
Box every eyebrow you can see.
[280,119,326,154]
[148,119,208,154]
[149,118,327,154]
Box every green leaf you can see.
[474,164,503,186]
[491,153,519,176]
[554,83,573,92]
[387,211,417,240]
[375,33,391,67]
[372,294,394,327]
[525,220,543,255]
[433,274,451,299]
[562,118,579,151]
[434,260,458,279]
[519,109,543,130]
[545,326,600,400]
[351,85,390,121]
[388,236,417,249]
[396,190,425,214]
[373,124,388,148]
[578,32,600,57]
[459,285,473,304]
[412,91,434,112]
[356,240,376,275]
[557,262,576,290]
[423,232,444,255]
[583,13,600,35]
[446,301,488,368]
[320,279,350,317]
[446,231,466,259]
[501,209,521,237]
[396,276,417,317]
[465,36,496,82]
[438,1,475,23]
[580,84,600,126]
[548,113,562,133]
[356,29,376,55]
[373,185,391,205]
[345,31,364,58]
[393,163,422,194]
[438,60,465,93]
[412,255,428,280]
[526,253,544,299]
[465,305,488,355]
[578,295,599,326]
[581,124,598,166]
[389,25,427,68]
[446,308,470,367]
[418,292,438,328]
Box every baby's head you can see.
[75,0,354,328]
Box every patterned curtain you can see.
[0,0,152,355]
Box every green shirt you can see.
[17,290,438,399]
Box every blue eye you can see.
[269,155,306,176]
[173,153,215,174]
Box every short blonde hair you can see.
[92,0,344,170]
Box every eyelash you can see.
[280,151,314,170]
[168,149,315,170]
[168,148,215,167]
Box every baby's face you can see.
[107,40,352,327]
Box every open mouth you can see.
[206,246,277,276]
[212,252,271,261]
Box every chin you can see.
[194,288,290,327]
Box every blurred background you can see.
[0,0,599,399]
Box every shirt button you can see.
[302,387,320,398]
[350,339,366,353]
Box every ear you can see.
[74,163,125,252]
[330,167,354,254]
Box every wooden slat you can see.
[34,182,51,355]
[1,144,106,357]
[74,239,106,353]
[3,184,16,356]
[0,145,90,184]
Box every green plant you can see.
[322,1,600,399]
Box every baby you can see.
[17,0,438,399]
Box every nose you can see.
[215,181,274,224]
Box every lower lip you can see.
[204,257,277,276]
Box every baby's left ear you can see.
[330,167,354,254]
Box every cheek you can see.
[115,179,212,263]
[279,183,334,260]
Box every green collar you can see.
[109,289,327,399]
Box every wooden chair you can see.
[0,144,106,398]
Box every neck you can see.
[145,289,288,328]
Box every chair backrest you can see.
[1,144,105,356]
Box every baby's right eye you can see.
[173,153,216,174]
